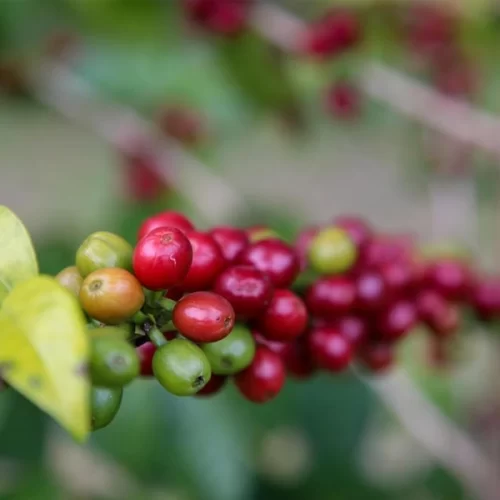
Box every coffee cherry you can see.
[123,150,170,203]
[362,235,415,270]
[55,266,83,298]
[282,338,316,380]
[325,81,361,120]
[80,268,145,325]
[257,290,308,342]
[253,330,288,356]
[201,324,256,375]
[308,227,357,274]
[180,231,226,291]
[238,239,300,288]
[133,227,193,291]
[90,336,140,387]
[305,276,356,318]
[158,105,205,145]
[88,325,132,341]
[377,300,418,341]
[333,215,372,250]
[153,339,211,396]
[380,260,416,297]
[308,326,353,372]
[471,276,500,320]
[209,226,249,264]
[294,225,320,271]
[184,0,250,36]
[416,289,448,323]
[302,9,360,58]
[195,374,228,397]
[335,315,369,348]
[423,259,472,302]
[214,265,273,318]
[358,342,394,373]
[137,211,194,240]
[136,341,156,377]
[172,291,235,342]
[235,346,286,403]
[91,386,123,431]
[76,231,133,278]
[355,271,389,312]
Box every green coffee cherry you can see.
[55,266,83,298]
[91,386,123,431]
[90,336,139,388]
[153,339,211,396]
[308,227,357,275]
[76,231,133,278]
[88,325,134,341]
[201,324,256,375]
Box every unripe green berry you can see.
[91,386,123,431]
[308,227,357,275]
[55,266,83,298]
[90,336,139,388]
[76,231,133,278]
[153,339,211,396]
[201,324,256,375]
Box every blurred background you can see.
[2,0,500,499]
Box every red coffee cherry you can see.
[308,326,353,372]
[195,374,228,397]
[471,276,500,320]
[257,290,308,342]
[423,259,472,302]
[302,9,361,59]
[335,315,369,349]
[179,231,226,291]
[416,289,448,323]
[333,215,372,250]
[172,291,235,342]
[137,211,195,240]
[158,105,205,145]
[133,227,193,290]
[209,226,249,264]
[214,265,273,319]
[325,80,361,120]
[362,234,415,270]
[377,300,418,341]
[294,225,320,271]
[238,239,300,289]
[355,271,389,313]
[282,338,316,380]
[358,342,394,373]
[305,276,356,318]
[122,150,170,203]
[380,260,416,298]
[184,0,250,36]
[235,346,286,403]
[137,341,156,377]
[253,330,288,356]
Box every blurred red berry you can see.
[355,271,389,313]
[282,338,316,380]
[235,346,286,403]
[335,315,369,349]
[253,330,288,356]
[196,374,228,396]
[209,226,249,264]
[471,277,500,321]
[358,341,394,373]
[306,276,356,318]
[238,239,300,289]
[258,289,308,342]
[294,225,320,271]
[423,259,473,302]
[214,265,273,318]
[377,300,418,341]
[325,80,361,120]
[303,9,361,58]
[333,215,372,250]
[308,326,353,372]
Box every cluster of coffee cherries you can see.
[53,210,500,431]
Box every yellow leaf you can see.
[0,276,90,441]
[0,206,38,304]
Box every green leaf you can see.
[216,32,298,113]
[0,276,90,442]
[0,206,38,306]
